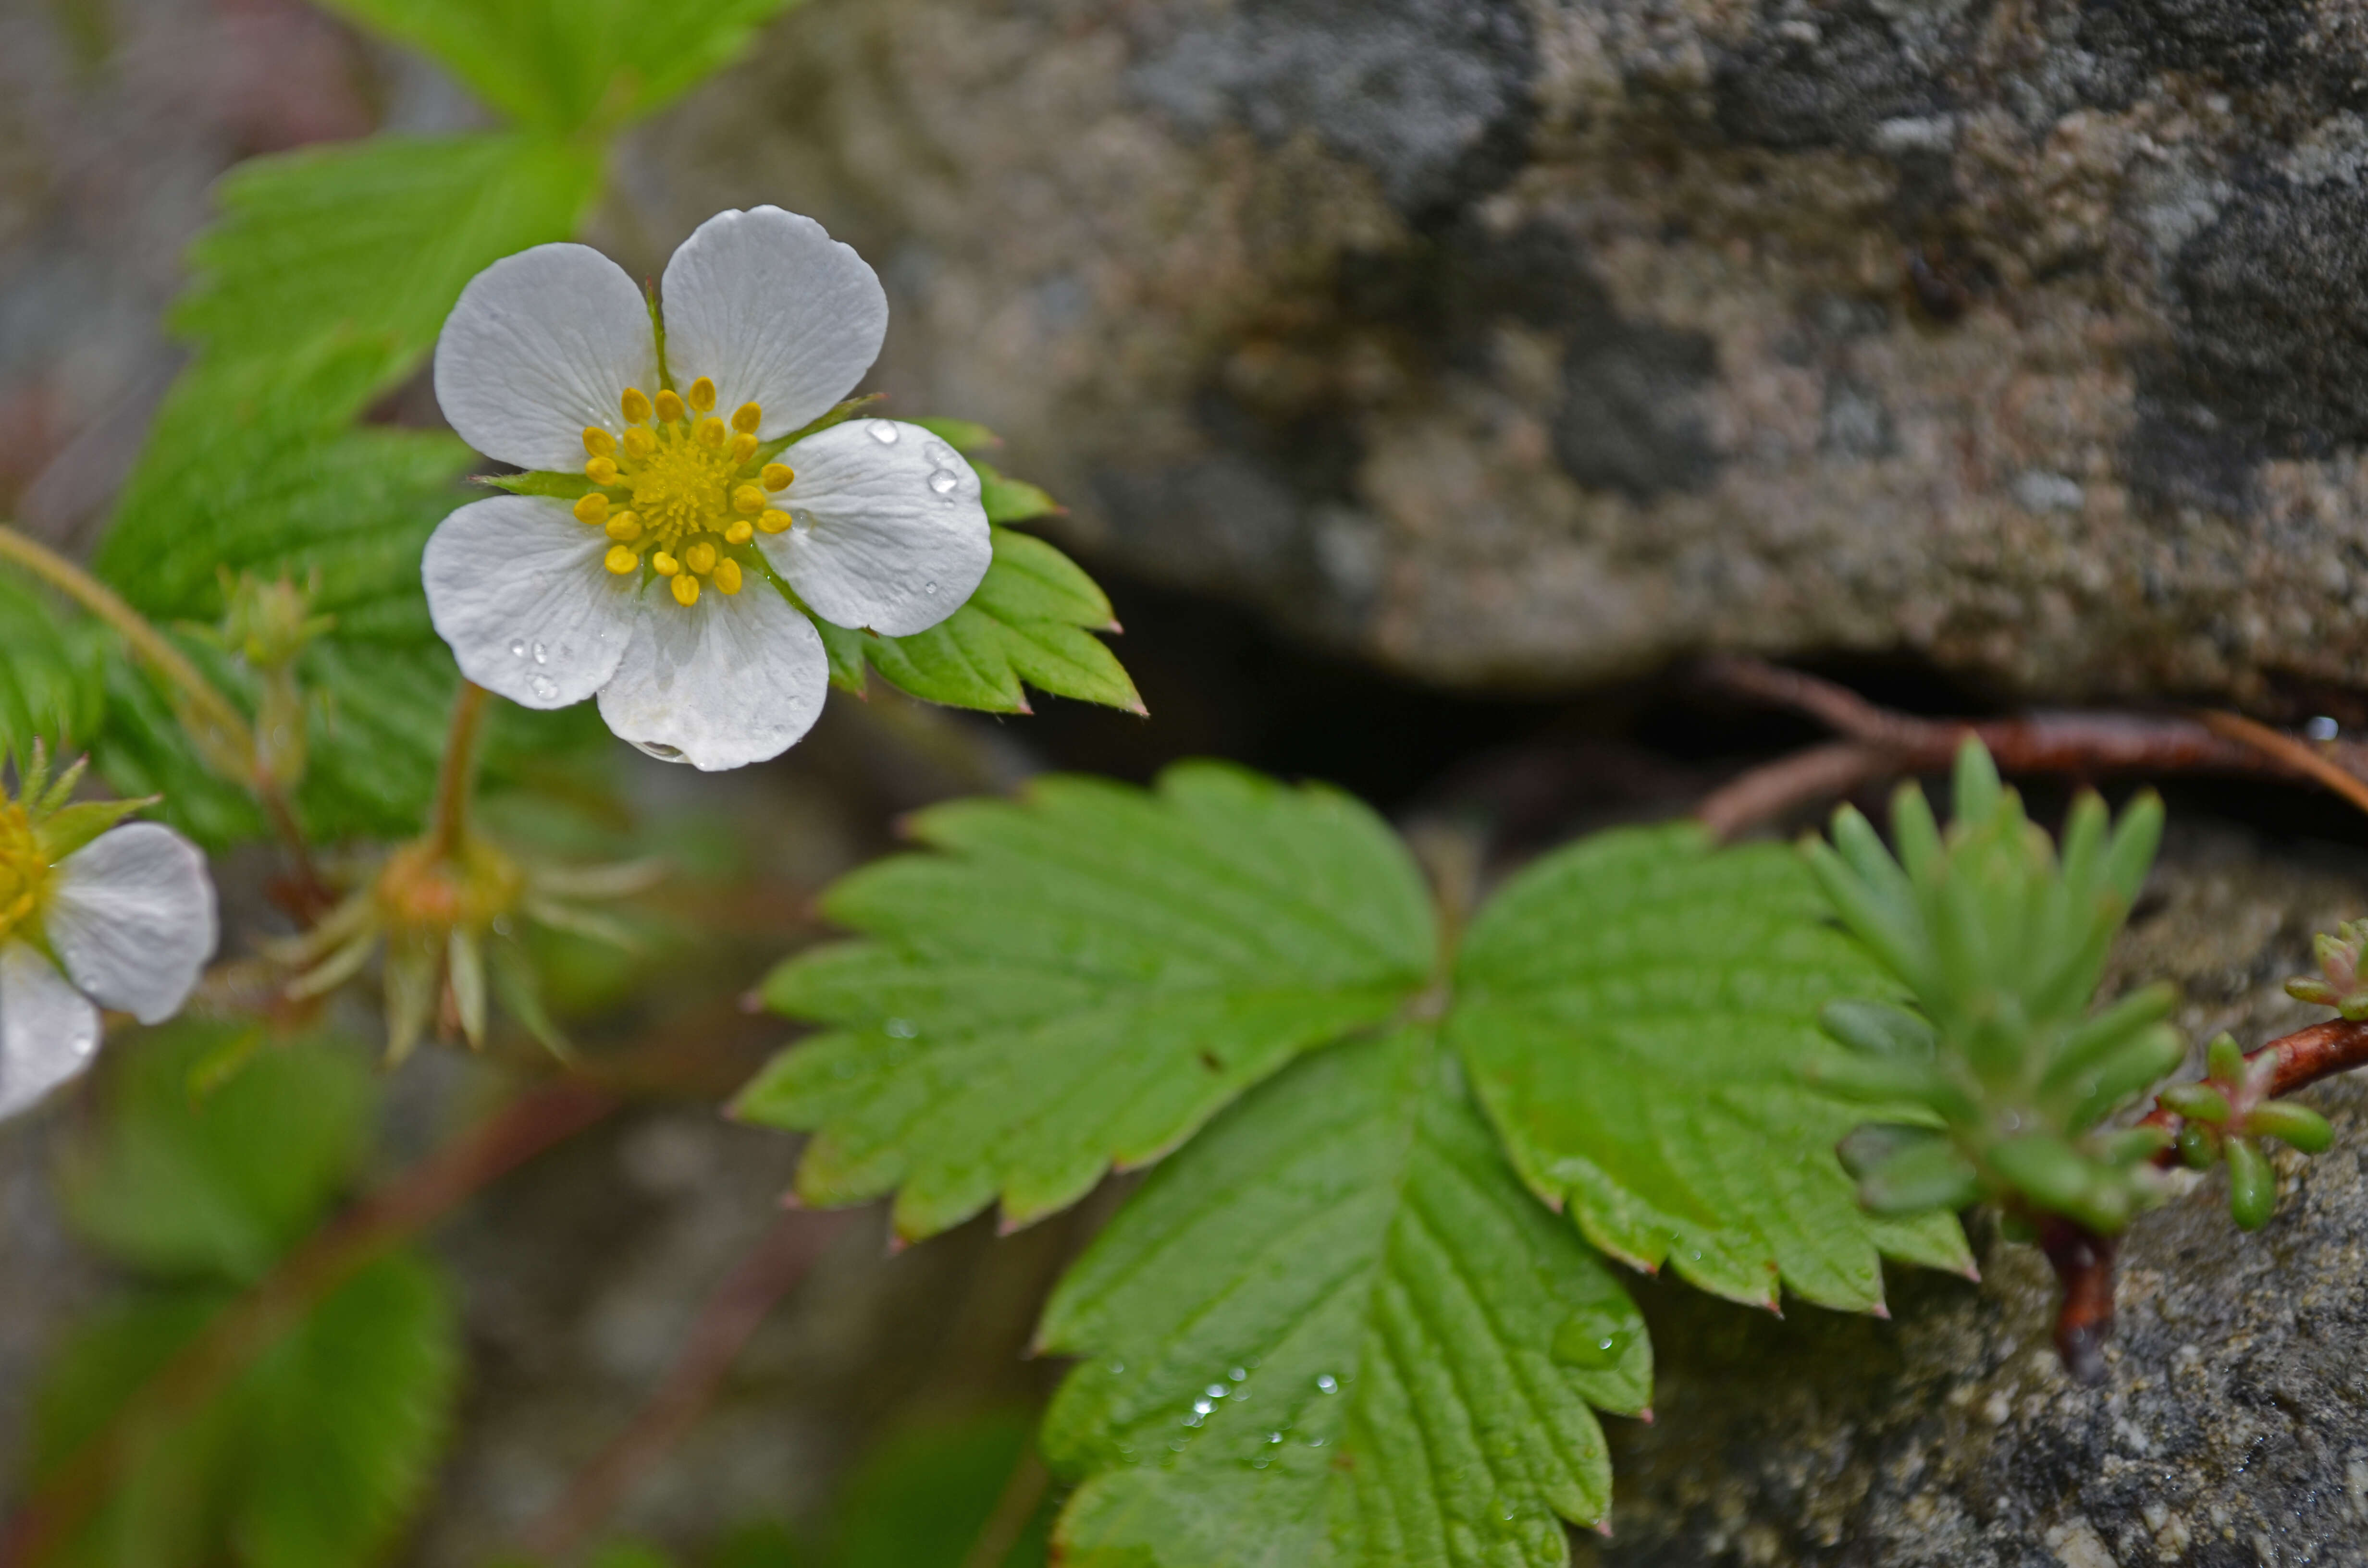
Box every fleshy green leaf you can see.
[1040,1027,1648,1565]
[736,763,1435,1240]
[58,1022,376,1283]
[1449,824,1972,1312]
[30,1254,460,1568]
[174,131,604,377]
[815,529,1140,715]
[315,0,806,133]
[0,574,109,758]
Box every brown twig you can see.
[2041,1014,2368,1383]
[0,1079,619,1568]
[1694,657,2368,838]
[517,1205,857,1563]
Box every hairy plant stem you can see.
[426,680,492,859]
[0,522,327,910]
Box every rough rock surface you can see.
[1580,824,2368,1567]
[621,0,2368,708]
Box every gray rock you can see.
[617,0,2368,705]
[1578,825,2368,1566]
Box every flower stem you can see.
[0,523,253,762]
[427,681,493,858]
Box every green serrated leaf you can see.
[1040,1027,1648,1565]
[31,1253,460,1568]
[823,529,1138,714]
[736,763,1435,1239]
[174,131,603,378]
[0,574,109,759]
[912,417,1001,455]
[59,1022,375,1283]
[481,469,600,501]
[1449,823,1972,1312]
[317,0,804,133]
[974,462,1061,525]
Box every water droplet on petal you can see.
[928,468,960,496]
[923,581,937,595]
[867,420,900,444]
[532,640,549,664]
[529,674,558,700]
[509,639,528,658]
[632,739,689,764]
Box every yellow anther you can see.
[622,388,653,424]
[757,509,791,534]
[573,492,610,526]
[604,545,640,575]
[671,573,702,607]
[685,541,718,575]
[622,426,657,460]
[731,402,762,435]
[688,377,717,413]
[583,427,616,458]
[733,484,767,515]
[724,519,754,544]
[696,417,727,450]
[761,463,794,491]
[714,559,743,595]
[585,456,619,485]
[605,511,643,542]
[652,551,681,576]
[654,389,686,425]
[729,432,759,464]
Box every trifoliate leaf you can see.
[1448,824,1972,1312]
[174,131,603,377]
[0,574,109,758]
[30,1253,460,1568]
[58,1022,375,1283]
[814,529,1140,715]
[1040,1027,1648,1565]
[737,763,1435,1239]
[315,0,806,133]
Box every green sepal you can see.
[755,395,882,461]
[479,470,595,501]
[35,797,156,862]
[2225,1136,2276,1230]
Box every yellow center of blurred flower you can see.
[0,802,48,942]
[573,377,795,609]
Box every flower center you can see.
[572,377,797,609]
[0,802,48,943]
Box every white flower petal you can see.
[424,495,633,709]
[0,942,100,1121]
[761,420,993,637]
[595,583,829,772]
[660,208,887,440]
[47,822,217,1026]
[434,243,658,471]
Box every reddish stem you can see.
[517,1206,856,1562]
[0,1080,618,1568]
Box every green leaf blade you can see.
[1449,823,1972,1312]
[1041,1028,1647,1566]
[736,763,1436,1240]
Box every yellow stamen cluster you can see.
[574,378,795,608]
[0,801,47,941]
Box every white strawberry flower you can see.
[0,751,218,1121]
[424,207,993,771]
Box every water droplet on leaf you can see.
[1315,1374,1337,1394]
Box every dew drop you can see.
[1315,1374,1338,1394]
[885,1018,918,1039]
[928,468,961,496]
[529,674,559,700]
[532,640,549,664]
[1192,1399,1214,1416]
[1230,1368,1248,1382]
[1266,1431,1284,1445]
[1205,1384,1229,1399]
[1108,1361,1126,1376]
[632,739,689,764]
[867,420,900,444]
[509,639,528,658]
[923,581,937,595]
